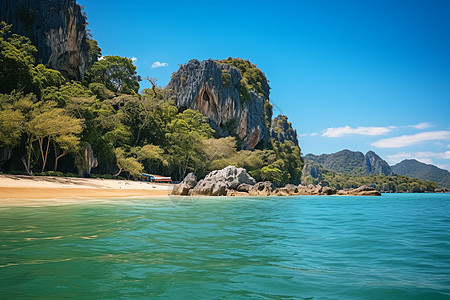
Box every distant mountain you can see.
[391,159,450,189]
[304,149,392,176]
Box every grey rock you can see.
[172,173,197,195]
[166,59,271,149]
[190,179,228,196]
[204,165,256,189]
[277,184,299,196]
[321,186,336,195]
[297,184,322,195]
[182,173,198,189]
[337,186,381,196]
[248,181,276,196]
[0,0,90,80]
[236,183,252,192]
[188,166,256,196]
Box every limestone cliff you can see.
[270,115,299,146]
[364,151,392,176]
[166,59,272,149]
[0,0,89,80]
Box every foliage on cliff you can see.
[218,57,269,102]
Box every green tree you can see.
[27,107,83,172]
[114,147,143,177]
[84,56,141,94]
[86,38,102,66]
[33,64,65,93]
[260,166,284,183]
[165,109,214,179]
[0,93,26,148]
[0,22,36,94]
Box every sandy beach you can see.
[0,175,173,206]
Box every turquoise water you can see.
[0,194,449,299]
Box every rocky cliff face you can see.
[364,151,392,176]
[166,59,271,149]
[0,0,89,80]
[270,115,299,146]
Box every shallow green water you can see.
[0,193,449,299]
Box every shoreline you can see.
[0,175,173,206]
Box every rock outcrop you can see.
[171,166,382,197]
[172,166,256,196]
[166,59,272,149]
[172,173,197,195]
[0,0,90,80]
[248,181,277,196]
[190,166,257,196]
[270,115,299,146]
[364,151,392,176]
[337,186,381,196]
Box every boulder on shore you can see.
[276,184,299,196]
[187,166,256,196]
[190,180,228,196]
[171,173,197,195]
[337,186,381,196]
[248,181,276,196]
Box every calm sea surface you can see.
[0,193,449,299]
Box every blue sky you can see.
[78,0,450,170]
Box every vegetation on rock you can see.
[219,57,269,102]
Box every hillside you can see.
[392,159,450,189]
[302,162,439,192]
[304,149,392,176]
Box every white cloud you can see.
[310,132,318,136]
[131,57,137,61]
[387,151,450,166]
[322,125,395,138]
[409,122,432,129]
[99,56,104,60]
[436,164,450,170]
[299,133,308,137]
[387,153,433,165]
[417,158,434,164]
[386,152,413,164]
[371,131,450,148]
[415,151,450,160]
[152,61,168,68]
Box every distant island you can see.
[0,0,447,195]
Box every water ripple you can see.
[0,193,449,299]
